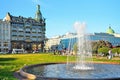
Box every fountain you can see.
[16,22,120,80]
[71,21,94,70]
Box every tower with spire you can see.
[35,4,43,22]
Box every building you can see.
[0,5,46,53]
[89,32,120,46]
[46,27,120,51]
[44,33,77,51]
[45,36,61,52]
[0,20,11,53]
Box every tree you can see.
[91,40,112,54]
[118,48,120,54]
[73,43,78,54]
[105,41,113,48]
[111,48,119,54]
[91,41,98,54]
[98,47,110,56]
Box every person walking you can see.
[108,50,112,59]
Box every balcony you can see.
[18,37,24,40]
[32,34,38,36]
[25,23,31,27]
[38,38,42,41]
[32,30,36,32]
[12,32,17,36]
[11,37,17,40]
[25,29,31,32]
[25,33,31,36]
[37,30,42,33]
[18,28,24,31]
[18,33,24,36]
[12,28,17,31]
[32,38,37,41]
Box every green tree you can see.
[73,43,78,54]
[91,41,98,54]
[111,48,119,54]
[118,48,120,54]
[91,40,112,54]
[98,47,110,56]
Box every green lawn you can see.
[0,53,120,80]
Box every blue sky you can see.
[0,0,120,38]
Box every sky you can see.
[0,0,120,38]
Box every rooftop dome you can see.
[106,26,115,34]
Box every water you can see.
[26,63,120,79]
[67,22,94,70]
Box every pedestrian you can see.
[108,50,112,59]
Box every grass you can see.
[0,53,120,80]
[0,53,67,80]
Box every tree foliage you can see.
[111,47,120,54]
[118,48,120,53]
[91,40,112,54]
[111,48,119,54]
[98,47,110,55]
[73,43,78,54]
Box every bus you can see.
[12,49,26,54]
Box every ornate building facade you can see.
[0,5,46,53]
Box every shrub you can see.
[98,47,110,56]
[118,48,120,54]
[111,48,119,54]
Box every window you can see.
[3,42,8,46]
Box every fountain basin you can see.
[19,62,120,80]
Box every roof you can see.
[106,26,115,34]
[4,12,45,25]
